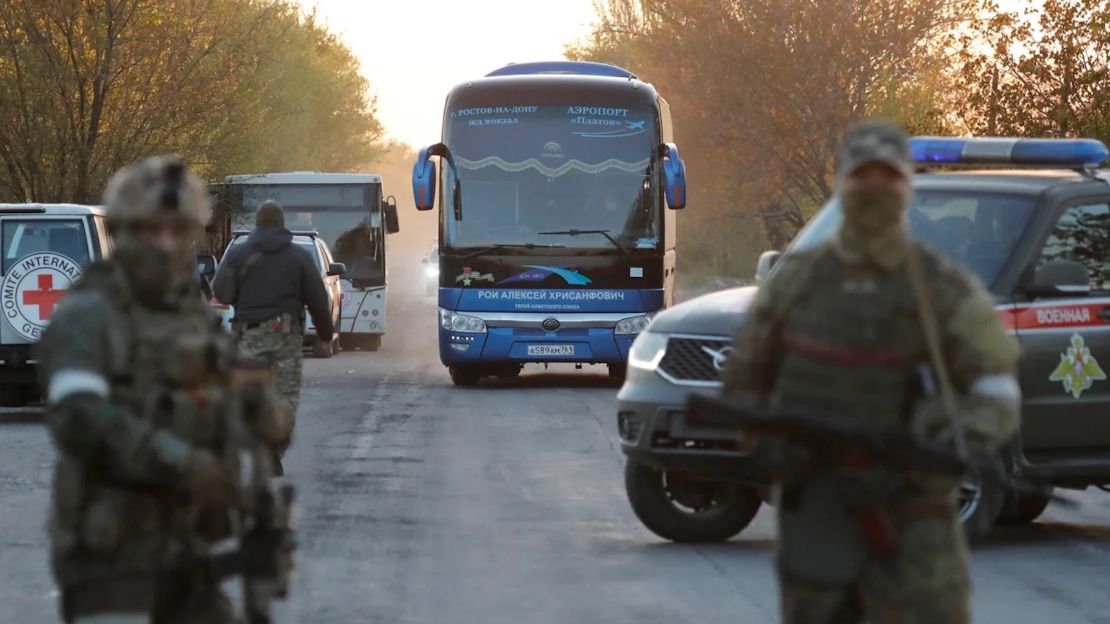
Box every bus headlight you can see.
[439,308,487,333]
[615,314,653,335]
[628,331,669,371]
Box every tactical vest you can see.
[50,261,240,593]
[770,249,929,428]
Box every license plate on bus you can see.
[527,344,574,356]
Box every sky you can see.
[304,0,600,148]
[305,0,1032,149]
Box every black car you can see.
[617,137,1110,541]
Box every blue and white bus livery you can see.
[413,61,688,386]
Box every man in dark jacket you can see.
[214,200,333,473]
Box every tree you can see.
[570,0,974,278]
[957,0,1110,144]
[0,0,383,204]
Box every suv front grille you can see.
[657,337,730,384]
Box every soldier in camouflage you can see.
[214,201,334,475]
[722,121,1022,623]
[39,156,285,623]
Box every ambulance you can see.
[0,204,110,406]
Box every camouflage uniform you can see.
[236,321,302,453]
[39,157,283,623]
[722,122,1021,623]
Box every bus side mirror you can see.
[660,143,687,210]
[412,146,439,211]
[755,250,781,282]
[383,195,400,234]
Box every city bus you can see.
[213,172,399,350]
[412,61,688,385]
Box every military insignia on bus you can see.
[456,268,494,286]
[1,252,82,341]
[1049,333,1107,399]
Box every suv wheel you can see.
[997,485,1053,525]
[449,366,482,387]
[958,469,1004,538]
[624,461,761,543]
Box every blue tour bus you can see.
[412,61,688,386]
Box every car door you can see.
[0,216,93,345]
[317,240,341,326]
[1015,198,1110,451]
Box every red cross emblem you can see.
[22,274,66,320]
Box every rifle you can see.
[684,393,1072,507]
[212,362,297,624]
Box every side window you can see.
[93,216,112,256]
[1037,202,1110,292]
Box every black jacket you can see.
[213,226,334,341]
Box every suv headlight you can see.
[628,331,669,370]
[615,313,654,335]
[439,308,487,333]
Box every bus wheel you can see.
[341,334,381,351]
[0,384,27,407]
[449,366,482,387]
[495,365,521,379]
[608,363,627,381]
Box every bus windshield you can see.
[443,104,659,251]
[789,190,1038,287]
[237,183,384,283]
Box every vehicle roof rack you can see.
[485,61,636,79]
[910,137,1108,170]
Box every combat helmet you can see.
[103,155,211,229]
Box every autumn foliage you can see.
[0,0,383,205]
[572,0,1110,280]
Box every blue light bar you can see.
[909,138,966,163]
[909,137,1109,167]
[486,61,636,79]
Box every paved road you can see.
[3,287,1110,623]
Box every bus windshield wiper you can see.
[537,229,629,255]
[459,243,566,260]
